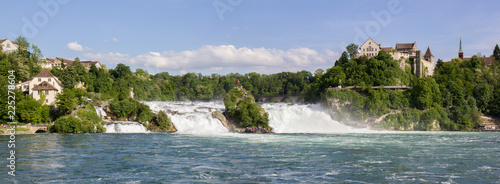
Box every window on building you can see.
[38,78,41,82]
[46,99,48,103]
[48,78,51,82]
[369,42,371,45]
[6,44,10,48]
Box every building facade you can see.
[0,39,19,54]
[41,57,101,70]
[356,38,382,58]
[16,69,63,105]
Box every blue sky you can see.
[1,0,499,75]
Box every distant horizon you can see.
[2,0,499,75]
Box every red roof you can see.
[45,58,56,63]
[424,47,434,57]
[381,47,393,52]
[395,43,415,50]
[35,69,57,78]
[32,81,58,91]
[55,57,73,66]
[0,39,18,45]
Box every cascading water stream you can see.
[143,101,365,134]
[262,103,364,133]
[144,101,229,134]
[104,121,149,133]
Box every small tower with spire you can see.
[458,38,464,60]
[424,46,434,63]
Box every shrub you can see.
[151,110,172,131]
[76,104,100,124]
[223,88,270,128]
[50,116,97,133]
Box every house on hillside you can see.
[354,38,435,77]
[80,61,101,70]
[41,57,74,69]
[41,57,101,70]
[0,39,19,54]
[15,69,63,105]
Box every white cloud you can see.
[84,45,339,74]
[84,46,93,51]
[83,52,131,64]
[67,41,84,51]
[112,38,118,42]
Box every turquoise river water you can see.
[1,132,500,183]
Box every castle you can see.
[354,38,435,77]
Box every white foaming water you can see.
[105,121,149,133]
[262,103,366,133]
[144,101,229,134]
[94,106,107,117]
[143,101,366,134]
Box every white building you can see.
[0,39,19,54]
[356,38,381,58]
[41,57,101,70]
[16,69,63,105]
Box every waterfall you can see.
[143,101,365,134]
[144,101,228,134]
[94,106,107,117]
[262,103,364,133]
[104,121,149,133]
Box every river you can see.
[1,101,499,183]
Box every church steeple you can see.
[458,37,464,60]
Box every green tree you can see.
[223,88,269,128]
[152,110,172,131]
[137,103,153,123]
[17,96,42,123]
[346,43,359,59]
[15,36,30,51]
[335,51,350,66]
[493,44,500,61]
[56,88,77,114]
[110,98,137,119]
[469,55,481,68]
[410,77,441,110]
[31,45,43,59]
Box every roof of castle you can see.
[395,42,416,50]
[381,47,393,52]
[424,47,434,57]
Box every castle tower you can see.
[424,47,435,76]
[458,38,464,60]
[424,46,434,63]
[415,50,422,78]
